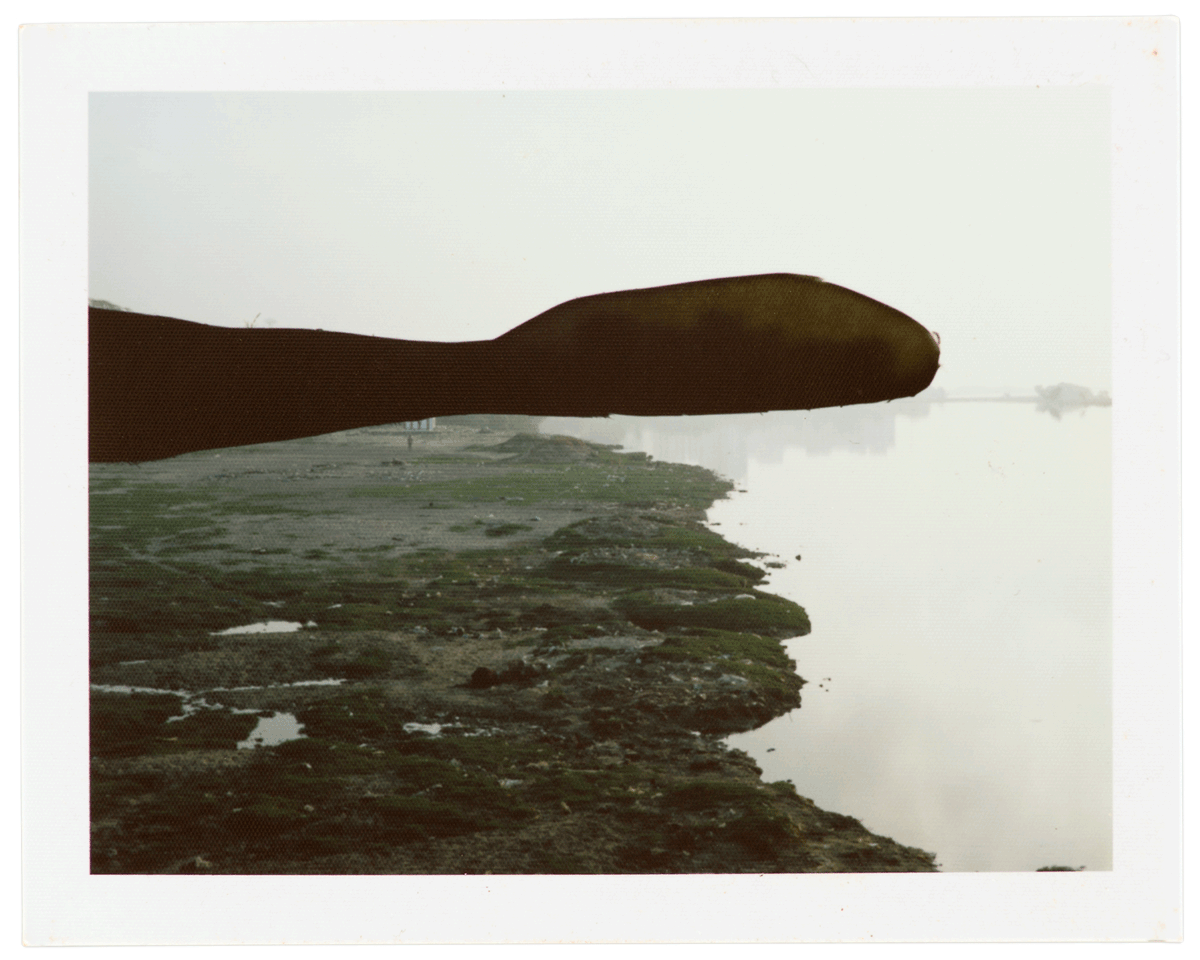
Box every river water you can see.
[540,398,1112,872]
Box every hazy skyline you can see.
[90,89,1111,395]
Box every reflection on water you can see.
[542,399,1111,872]
[539,387,1108,485]
[539,402,928,482]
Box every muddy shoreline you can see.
[90,422,937,874]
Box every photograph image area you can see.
[87,88,1111,877]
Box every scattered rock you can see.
[467,661,544,689]
[466,667,499,689]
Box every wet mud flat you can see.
[90,423,937,875]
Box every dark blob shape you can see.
[465,662,541,690]
[89,273,940,463]
[467,667,500,690]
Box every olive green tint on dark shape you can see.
[89,274,940,462]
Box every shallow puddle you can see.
[211,620,312,635]
[237,712,306,749]
[205,678,347,693]
[402,722,443,736]
[91,683,190,698]
[92,678,347,726]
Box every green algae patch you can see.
[226,797,312,837]
[484,523,534,538]
[361,794,521,841]
[545,516,752,556]
[218,734,538,857]
[90,430,942,875]
[92,559,415,643]
[90,691,186,757]
[616,591,810,638]
[89,481,328,557]
[540,517,768,591]
[351,459,732,510]
[89,482,217,546]
[395,735,552,772]
[721,810,802,857]
[646,628,794,670]
[399,546,532,581]
[541,558,759,592]
[90,629,222,670]
[90,693,263,757]
[479,433,610,461]
[311,641,396,679]
[161,710,261,751]
[521,765,655,810]
[661,779,800,858]
[663,779,778,812]
[582,775,807,871]
[295,687,415,742]
[639,628,805,706]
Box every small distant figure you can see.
[407,435,413,450]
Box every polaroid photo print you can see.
[20,13,1180,945]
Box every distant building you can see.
[403,418,437,431]
[1034,384,1112,419]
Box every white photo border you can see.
[19,15,1180,944]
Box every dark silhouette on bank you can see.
[89,273,940,463]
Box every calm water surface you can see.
[541,400,1112,872]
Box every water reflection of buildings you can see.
[539,384,1109,482]
[539,395,937,482]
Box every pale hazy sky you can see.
[90,89,1111,393]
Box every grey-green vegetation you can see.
[89,429,937,875]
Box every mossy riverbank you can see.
[90,423,937,874]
